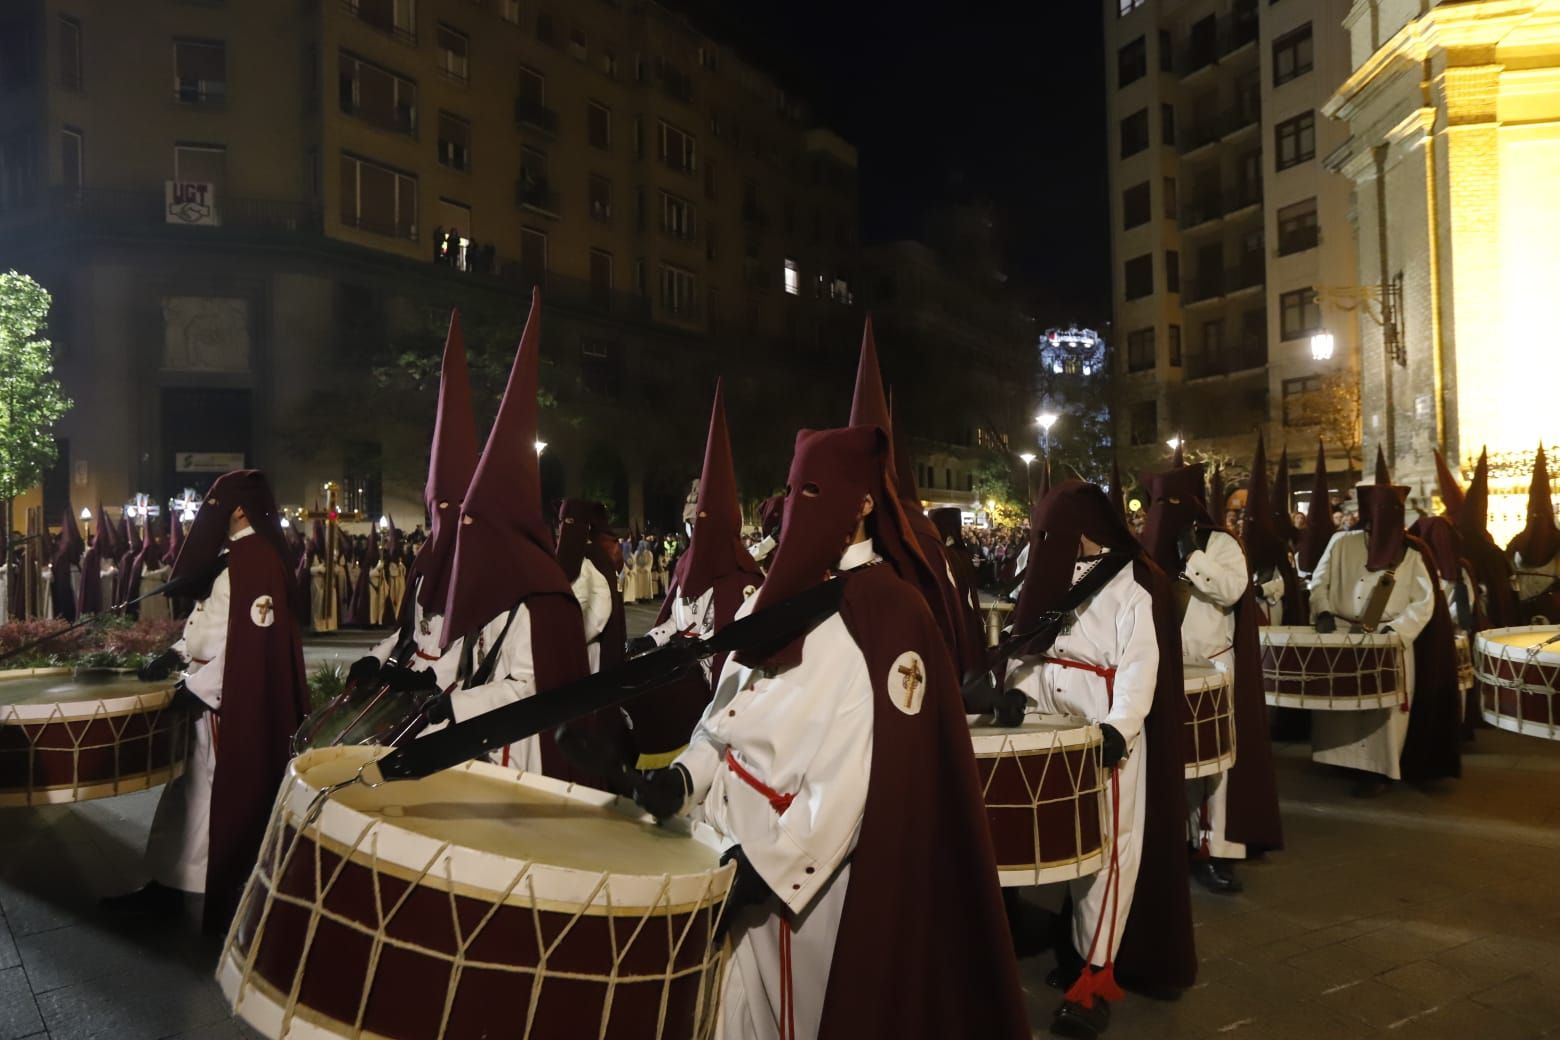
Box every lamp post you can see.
[78,506,90,540]
[1019,452,1036,503]
[1035,412,1058,463]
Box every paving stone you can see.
[1472,971,1560,1032]
[16,922,158,994]
[0,966,43,1040]
[35,967,229,1040]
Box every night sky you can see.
[677,1,1111,327]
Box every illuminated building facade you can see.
[1326,0,1560,542]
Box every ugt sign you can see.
[165,181,220,226]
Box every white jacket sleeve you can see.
[447,607,537,723]
[1183,530,1248,610]
[1104,582,1159,746]
[572,559,613,643]
[183,644,225,710]
[1308,531,1345,620]
[1389,549,1436,644]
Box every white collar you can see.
[228,526,256,544]
[838,538,878,571]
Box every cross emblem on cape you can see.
[897,658,924,709]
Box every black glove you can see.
[422,689,455,726]
[1377,624,1393,635]
[993,689,1027,728]
[170,680,210,714]
[960,670,998,715]
[347,655,382,687]
[626,634,659,657]
[1314,612,1337,634]
[717,845,774,939]
[1176,528,1200,567]
[138,648,182,682]
[382,665,439,696]
[631,763,691,820]
[1100,723,1126,768]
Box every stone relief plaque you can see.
[162,296,251,372]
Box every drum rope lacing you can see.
[1259,630,1407,712]
[1472,628,1560,735]
[222,760,733,1040]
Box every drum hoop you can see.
[0,685,177,723]
[968,716,1099,753]
[0,764,185,807]
[1182,666,1231,692]
[1473,626,1560,692]
[1259,625,1403,649]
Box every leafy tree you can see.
[0,272,71,530]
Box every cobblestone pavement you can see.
[5,624,1560,1038]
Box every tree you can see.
[0,272,71,533]
[1296,373,1362,472]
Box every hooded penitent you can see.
[409,318,480,617]
[1244,434,1306,625]
[1358,447,1410,572]
[169,469,309,930]
[349,529,379,625]
[1295,439,1336,575]
[1434,449,1466,518]
[1455,446,1519,628]
[848,316,981,675]
[1209,465,1227,524]
[1508,443,1559,567]
[1009,480,1199,994]
[51,506,84,621]
[1138,451,1215,574]
[1271,447,1300,545]
[77,506,117,616]
[115,515,141,608]
[437,290,596,782]
[751,493,785,565]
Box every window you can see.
[501,0,521,25]
[569,29,587,62]
[437,111,470,171]
[174,39,226,104]
[1126,328,1155,372]
[340,53,418,136]
[659,120,696,174]
[61,128,82,194]
[520,226,546,283]
[1280,288,1321,340]
[1130,401,1158,446]
[1275,111,1315,170]
[436,24,468,83]
[1276,197,1319,255]
[436,198,470,268]
[784,258,799,295]
[1123,182,1150,229]
[1124,253,1153,300]
[601,50,618,78]
[1120,109,1149,158]
[661,190,696,240]
[1163,176,1177,219]
[339,153,417,239]
[589,249,612,307]
[1117,36,1147,88]
[705,221,717,262]
[1166,250,1180,293]
[1119,0,1147,15]
[1168,324,1182,366]
[344,0,417,44]
[517,66,544,106]
[1282,375,1324,426]
[517,146,553,211]
[830,277,852,305]
[536,11,555,45]
[1159,28,1173,72]
[587,101,610,149]
[588,174,611,222]
[1273,24,1313,86]
[0,131,38,209]
[660,263,696,316]
[59,16,81,91]
[1160,104,1175,147]
[174,143,227,196]
[1202,320,1225,358]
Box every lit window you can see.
[174,39,226,104]
[784,258,799,295]
[436,24,469,83]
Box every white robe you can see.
[139,563,172,622]
[98,563,118,610]
[309,561,336,631]
[145,529,253,892]
[677,541,876,1040]
[1307,531,1435,780]
[441,604,545,771]
[1179,531,1249,860]
[634,550,655,604]
[369,581,464,692]
[570,557,614,673]
[1006,555,1158,965]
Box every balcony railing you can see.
[1185,261,1264,302]
[1179,105,1262,155]
[342,98,417,137]
[1225,184,1262,213]
[340,0,416,45]
[514,97,559,134]
[1186,340,1267,379]
[1277,225,1320,256]
[21,186,323,234]
[515,178,560,215]
[1178,10,1259,76]
[1180,195,1223,229]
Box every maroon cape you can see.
[1221,584,1284,853]
[521,591,600,785]
[819,562,1029,1039]
[1113,558,1199,995]
[1397,538,1463,785]
[203,533,310,932]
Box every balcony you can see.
[1180,194,1224,230]
[1225,183,1262,215]
[340,0,416,45]
[14,186,323,235]
[1186,339,1267,380]
[515,178,560,217]
[341,97,417,137]
[1185,260,1264,304]
[1277,225,1320,256]
[514,97,559,135]
[1178,10,1259,77]
[1179,105,1262,156]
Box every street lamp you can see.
[534,440,548,456]
[378,515,390,530]
[1310,332,1335,362]
[1035,411,1059,468]
[1019,452,1036,502]
[1166,435,1182,452]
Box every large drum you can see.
[219,746,733,1040]
[0,668,190,806]
[969,716,1106,888]
[1259,626,1405,711]
[1473,626,1560,739]
[1183,664,1235,779]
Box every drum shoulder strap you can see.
[459,605,523,689]
[1358,566,1398,632]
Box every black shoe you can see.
[1191,858,1243,895]
[1350,776,1392,799]
[1052,997,1111,1038]
[100,882,184,916]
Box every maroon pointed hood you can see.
[411,309,478,613]
[673,379,759,601]
[758,494,785,541]
[848,315,891,437]
[1295,439,1335,573]
[1458,447,1491,539]
[1242,434,1285,572]
[170,469,298,610]
[1209,464,1227,524]
[1434,449,1466,518]
[555,499,593,582]
[309,519,327,560]
[123,514,142,556]
[441,289,572,647]
[929,507,965,548]
[1109,458,1127,521]
[1012,479,1140,634]
[1411,514,1463,590]
[1140,458,1213,573]
[163,511,185,567]
[95,506,120,561]
[1509,443,1559,566]
[1358,446,1410,571]
[57,505,84,566]
[1271,447,1299,542]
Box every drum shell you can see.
[220,747,732,1040]
[969,719,1105,888]
[1259,627,1404,711]
[0,670,189,806]
[1475,625,1560,739]
[1182,666,1235,779]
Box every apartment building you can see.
[0,0,859,525]
[1105,0,1359,506]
